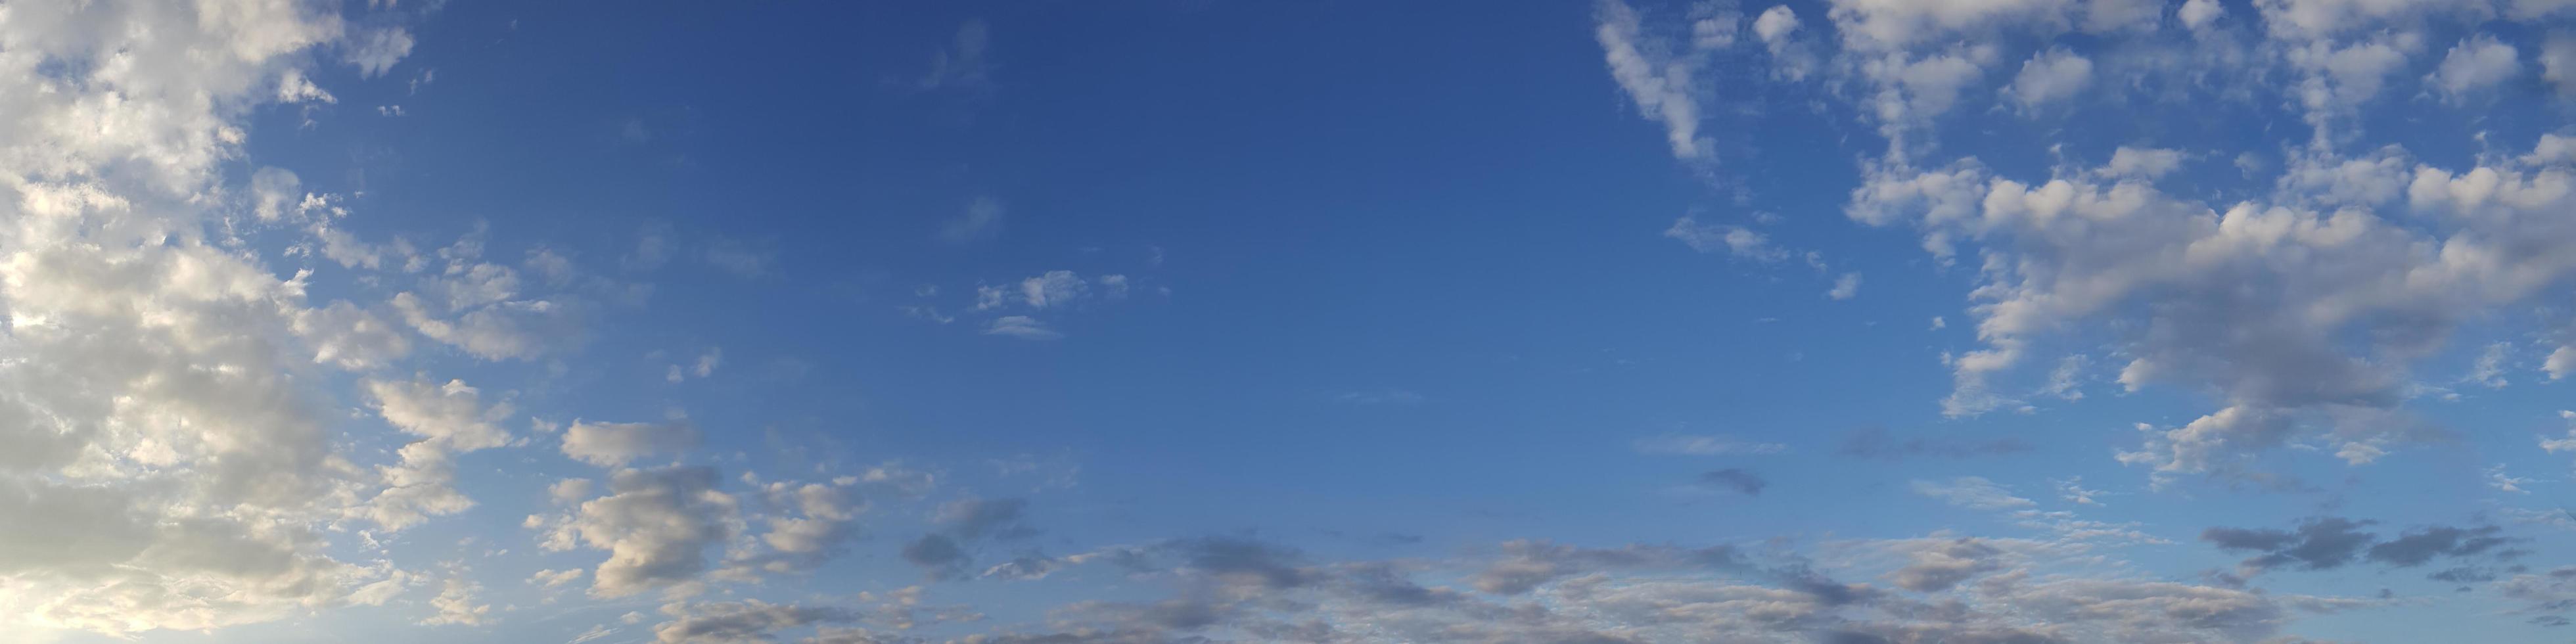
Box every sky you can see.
[5,0,2576,643]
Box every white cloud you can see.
[352,378,515,530]
[542,467,744,598]
[2006,47,2092,109]
[2542,34,2576,97]
[1664,217,1787,262]
[530,568,586,589]
[1826,0,2077,51]
[2103,147,2185,178]
[346,28,415,78]
[1633,434,1790,455]
[2180,0,2225,29]
[1912,476,2037,511]
[418,577,490,626]
[1596,0,1710,161]
[562,420,701,468]
[693,348,723,379]
[2427,34,2520,101]
[1021,270,1088,308]
[983,315,1061,340]
[0,1,403,633]
[1827,271,1862,300]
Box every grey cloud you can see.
[943,533,2347,644]
[1699,469,1768,495]
[1838,427,2034,460]
[2429,566,2496,584]
[938,497,1036,541]
[2366,525,2511,567]
[902,534,968,580]
[2203,518,2518,575]
[1470,540,1746,595]
[2202,518,2377,571]
[651,600,858,644]
[901,497,1042,580]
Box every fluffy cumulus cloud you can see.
[0,0,422,634]
[1599,0,2576,489]
[533,466,745,597]
[561,419,701,467]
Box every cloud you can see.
[982,315,1060,340]
[2006,47,2092,108]
[649,599,858,644]
[2203,517,2514,574]
[2366,525,2512,566]
[2103,147,2184,178]
[1634,434,1790,455]
[1698,469,1768,495]
[1883,537,2006,592]
[2427,34,2520,101]
[903,497,1039,579]
[0,0,411,633]
[701,238,774,278]
[939,196,1005,243]
[2545,34,2576,97]
[352,377,516,530]
[920,19,994,92]
[1912,476,2035,511]
[901,534,969,580]
[1595,0,1710,161]
[419,577,491,626]
[956,533,2356,643]
[561,420,701,467]
[1665,217,1788,262]
[1596,0,2576,488]
[1827,271,1862,300]
[346,28,415,78]
[534,466,745,597]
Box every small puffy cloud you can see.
[2103,147,2185,178]
[2007,47,2092,109]
[418,578,491,626]
[2428,34,2520,101]
[1827,271,1862,300]
[346,27,415,78]
[562,420,701,467]
[538,466,744,597]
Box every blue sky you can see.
[7,1,2576,643]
